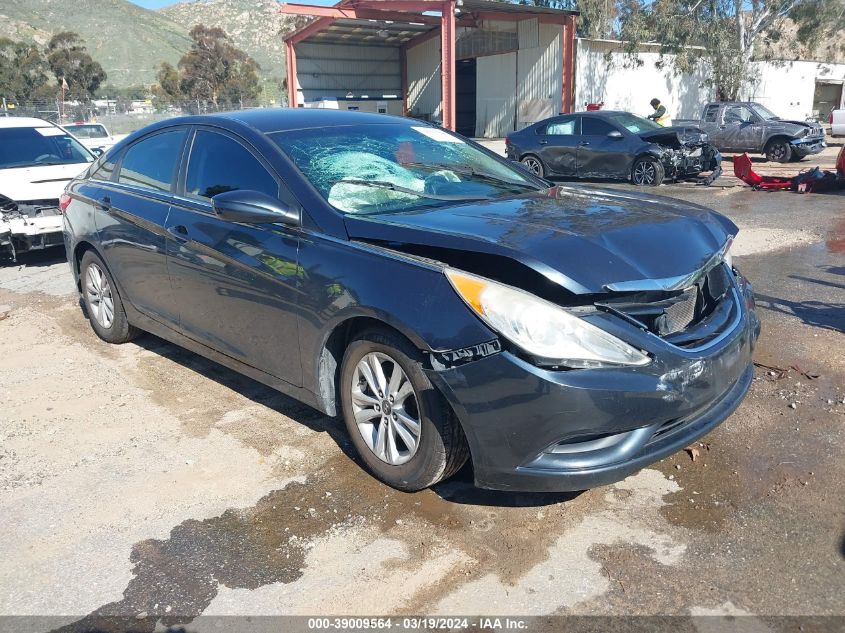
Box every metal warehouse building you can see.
[281,0,578,138]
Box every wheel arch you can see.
[763,134,793,151]
[314,313,429,418]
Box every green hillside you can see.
[0,0,193,87]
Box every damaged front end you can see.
[0,193,64,262]
[643,127,722,185]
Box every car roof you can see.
[192,108,413,133]
[0,116,59,128]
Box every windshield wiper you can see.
[401,162,538,190]
[339,179,491,201]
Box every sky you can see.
[129,0,336,9]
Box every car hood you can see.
[766,119,825,136]
[639,125,709,146]
[344,185,737,295]
[0,163,90,202]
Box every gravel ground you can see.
[0,159,843,631]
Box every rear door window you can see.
[543,116,579,135]
[117,129,186,192]
[703,104,720,123]
[185,130,278,200]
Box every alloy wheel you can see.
[521,157,542,176]
[633,160,656,185]
[350,352,421,465]
[85,263,114,329]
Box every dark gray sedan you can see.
[506,111,722,186]
[62,109,757,493]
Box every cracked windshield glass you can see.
[271,123,539,215]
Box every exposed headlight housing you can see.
[445,269,651,369]
[722,235,734,270]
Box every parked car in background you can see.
[63,109,759,493]
[506,111,721,186]
[0,117,95,261]
[675,102,826,163]
[831,108,845,137]
[62,122,127,154]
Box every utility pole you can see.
[2,97,7,117]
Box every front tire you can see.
[340,329,469,491]
[520,154,545,178]
[765,138,793,163]
[631,156,665,186]
[80,250,139,344]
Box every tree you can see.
[514,0,617,37]
[0,37,53,102]
[615,0,845,99]
[175,25,262,110]
[45,32,106,101]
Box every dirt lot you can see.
[1,147,843,631]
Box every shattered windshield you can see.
[609,113,662,133]
[270,123,539,215]
[0,127,93,169]
[752,104,779,120]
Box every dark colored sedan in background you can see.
[63,109,758,492]
[506,111,722,186]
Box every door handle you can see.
[539,139,548,145]
[97,196,111,211]
[579,141,590,146]
[167,224,189,243]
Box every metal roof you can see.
[285,0,577,46]
[306,19,433,46]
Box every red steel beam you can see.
[286,39,298,107]
[441,0,456,131]
[349,0,449,12]
[561,14,576,114]
[281,4,444,26]
[400,45,408,115]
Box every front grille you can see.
[661,288,697,334]
[598,263,736,346]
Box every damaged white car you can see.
[0,117,95,261]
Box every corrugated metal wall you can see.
[406,36,442,122]
[296,42,402,102]
[476,21,562,136]
[476,52,517,137]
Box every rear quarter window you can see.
[117,129,186,192]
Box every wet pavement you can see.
[0,169,843,629]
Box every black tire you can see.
[765,138,792,163]
[520,154,545,178]
[79,250,139,344]
[631,156,665,186]
[339,329,469,491]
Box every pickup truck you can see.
[676,102,826,163]
[61,122,127,155]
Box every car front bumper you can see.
[791,138,826,157]
[427,272,760,492]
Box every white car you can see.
[831,109,845,137]
[61,122,127,154]
[0,117,96,261]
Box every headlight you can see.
[445,269,651,369]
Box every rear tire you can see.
[520,154,545,178]
[339,329,469,491]
[765,138,792,163]
[79,250,139,344]
[631,156,665,186]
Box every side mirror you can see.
[212,189,299,225]
[607,130,624,139]
[91,148,104,157]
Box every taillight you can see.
[59,193,71,213]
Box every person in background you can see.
[647,98,671,126]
